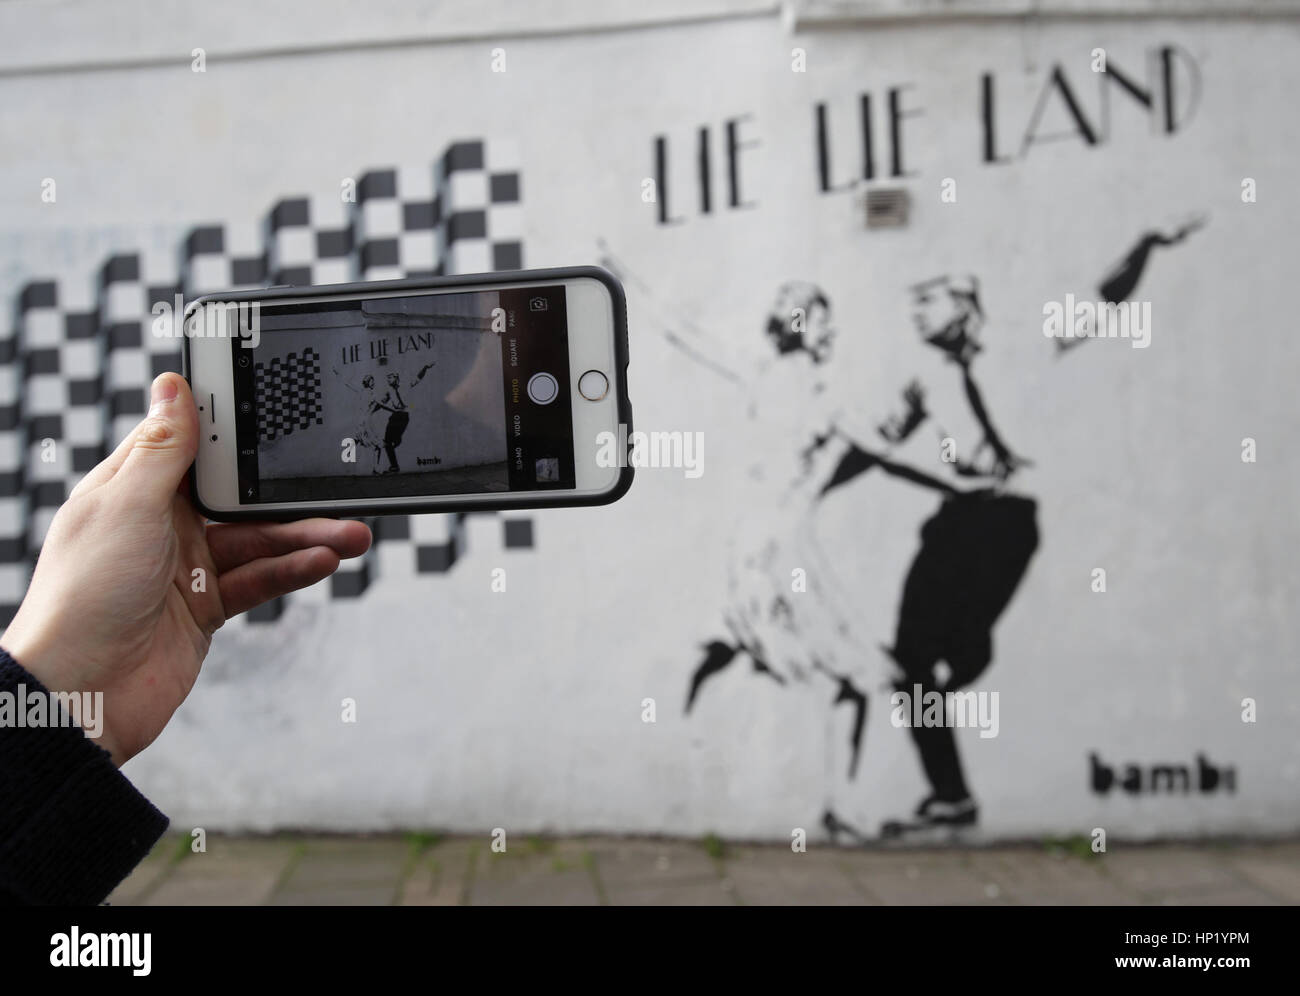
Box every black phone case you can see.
[181,265,633,521]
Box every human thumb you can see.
[114,373,199,509]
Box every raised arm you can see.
[407,361,435,388]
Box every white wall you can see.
[1,1,1297,840]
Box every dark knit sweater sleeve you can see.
[0,647,168,905]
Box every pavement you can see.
[106,835,1300,905]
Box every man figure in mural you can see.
[815,212,1205,837]
[373,363,436,473]
[816,275,1039,838]
[333,369,385,474]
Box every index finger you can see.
[205,518,372,573]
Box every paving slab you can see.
[268,835,409,906]
[968,848,1142,906]
[724,845,875,905]
[141,835,297,906]
[837,850,1010,905]
[1224,843,1300,903]
[105,835,177,906]
[586,838,737,906]
[399,839,478,906]
[467,839,602,906]
[1101,846,1249,901]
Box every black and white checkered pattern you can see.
[102,252,184,448]
[267,198,354,287]
[353,169,410,281]
[0,140,534,627]
[18,280,101,558]
[254,349,324,442]
[436,139,523,275]
[182,221,266,298]
[0,308,24,620]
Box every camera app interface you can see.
[232,285,575,503]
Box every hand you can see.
[1171,213,1208,242]
[877,379,928,444]
[991,446,1032,481]
[901,378,926,413]
[0,373,372,765]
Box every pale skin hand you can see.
[0,373,372,766]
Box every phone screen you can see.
[230,285,575,504]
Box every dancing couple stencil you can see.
[604,215,1204,841]
[333,362,436,474]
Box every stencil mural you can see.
[605,214,1206,840]
[5,5,1288,839]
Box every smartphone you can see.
[182,266,632,520]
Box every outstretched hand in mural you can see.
[1098,213,1206,302]
[0,373,372,765]
[1055,213,1208,355]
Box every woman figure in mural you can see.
[685,281,875,780]
[818,274,1039,839]
[332,368,385,475]
[372,363,436,473]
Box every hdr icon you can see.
[1090,752,1237,795]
